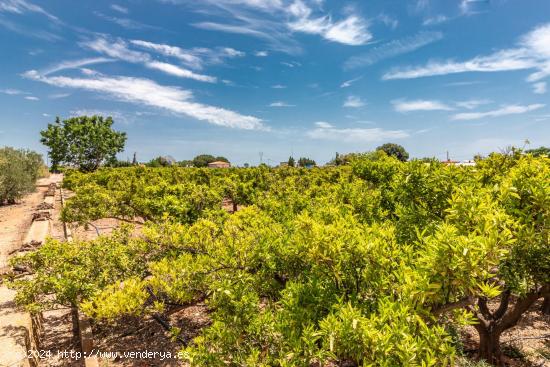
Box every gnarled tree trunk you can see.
[468,284,550,366]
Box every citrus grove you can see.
[10,150,549,366]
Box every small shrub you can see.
[0,147,45,204]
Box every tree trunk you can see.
[477,327,503,366]
[542,296,550,315]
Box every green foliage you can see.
[146,156,173,167]
[0,147,45,204]
[525,146,550,157]
[297,157,316,167]
[40,115,126,172]
[287,156,295,167]
[192,154,229,168]
[11,152,550,366]
[377,143,409,162]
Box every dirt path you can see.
[0,179,51,269]
[0,174,62,367]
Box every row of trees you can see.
[0,147,45,204]
[39,115,420,172]
[10,151,550,366]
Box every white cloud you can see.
[49,93,70,99]
[314,121,333,128]
[110,4,128,14]
[383,23,550,82]
[94,11,157,30]
[24,71,264,130]
[451,104,545,120]
[281,61,301,67]
[0,0,58,21]
[393,99,453,112]
[289,14,372,46]
[340,76,362,88]
[42,57,114,76]
[455,99,491,109]
[255,50,268,57]
[460,0,489,15]
[84,37,149,62]
[271,84,286,89]
[533,82,547,94]
[130,40,245,70]
[130,39,203,69]
[345,31,443,70]
[147,61,217,83]
[83,37,216,82]
[343,95,365,108]
[0,88,26,95]
[24,96,39,100]
[307,123,408,142]
[269,101,295,107]
[422,15,449,26]
[191,0,371,51]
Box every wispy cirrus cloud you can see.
[393,99,453,113]
[0,17,60,41]
[23,70,264,130]
[307,121,408,142]
[188,0,372,53]
[288,14,371,46]
[41,57,115,76]
[110,4,128,14]
[130,39,245,70]
[269,101,295,107]
[344,31,443,70]
[451,103,545,120]
[0,88,27,95]
[383,23,550,89]
[82,37,217,82]
[340,76,362,88]
[422,15,449,26]
[94,11,158,30]
[455,99,491,109]
[0,0,58,21]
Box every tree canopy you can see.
[192,154,229,168]
[297,157,316,167]
[0,147,45,204]
[525,146,550,157]
[40,115,126,172]
[376,143,409,162]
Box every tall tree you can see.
[287,156,295,167]
[40,116,126,172]
[376,143,409,162]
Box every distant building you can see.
[208,161,231,168]
[442,159,476,166]
[279,162,288,167]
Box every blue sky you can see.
[0,0,549,165]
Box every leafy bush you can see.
[0,147,45,204]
